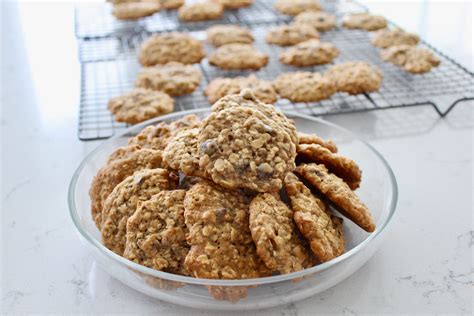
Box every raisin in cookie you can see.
[160,0,184,10]
[280,39,339,67]
[381,44,440,74]
[274,72,336,102]
[326,61,383,95]
[249,193,314,273]
[342,13,387,31]
[284,173,345,263]
[371,28,420,48]
[205,75,277,104]
[108,88,174,124]
[274,0,321,16]
[206,25,254,47]
[139,33,205,66]
[124,190,189,275]
[294,11,337,32]
[163,128,205,177]
[208,44,268,70]
[178,1,224,22]
[266,24,320,46]
[295,163,375,232]
[101,168,177,255]
[112,2,160,20]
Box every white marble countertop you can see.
[1,1,472,315]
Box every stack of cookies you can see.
[91,90,375,302]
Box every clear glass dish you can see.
[69,109,398,310]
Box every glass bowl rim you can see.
[68,108,398,286]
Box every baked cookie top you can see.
[295,163,376,232]
[135,62,202,96]
[178,1,224,22]
[205,75,277,105]
[266,24,320,46]
[298,132,338,153]
[101,168,177,255]
[206,25,254,47]
[274,72,336,102]
[342,13,387,31]
[294,11,337,32]
[160,0,184,10]
[381,44,440,74]
[208,43,269,70]
[139,32,205,66]
[112,2,160,20]
[372,28,420,48]
[274,0,322,16]
[279,39,339,67]
[124,190,189,275]
[163,128,204,177]
[215,0,254,9]
[249,193,314,273]
[198,95,296,192]
[184,181,270,279]
[284,173,345,263]
[326,61,383,95]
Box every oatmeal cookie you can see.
[160,0,184,10]
[208,44,269,70]
[215,0,253,9]
[279,39,339,67]
[112,2,160,20]
[371,28,420,48]
[184,181,270,279]
[108,88,174,124]
[266,24,320,46]
[89,149,163,228]
[124,190,189,275]
[135,62,202,96]
[205,75,277,104]
[163,128,205,177]
[298,132,338,153]
[326,61,383,95]
[206,25,254,47]
[139,33,205,66]
[342,13,387,31]
[294,11,337,32]
[199,101,296,192]
[101,168,177,255]
[178,1,224,22]
[274,0,322,16]
[249,193,314,273]
[380,44,440,74]
[274,72,336,102]
[284,173,345,262]
[295,163,376,232]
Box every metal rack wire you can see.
[76,0,474,141]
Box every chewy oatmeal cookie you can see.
[163,128,205,177]
[249,193,314,273]
[184,181,270,279]
[298,132,338,153]
[160,0,184,10]
[326,61,383,95]
[279,39,339,67]
[297,143,361,190]
[294,11,337,32]
[206,25,254,47]
[101,168,177,255]
[381,44,440,74]
[274,0,322,16]
[139,33,205,66]
[295,163,375,232]
[124,190,189,274]
[108,88,174,124]
[371,28,420,48]
[135,62,202,96]
[199,100,296,192]
[266,24,320,46]
[274,72,336,102]
[342,13,387,31]
[178,1,224,22]
[89,149,163,228]
[214,0,253,9]
[112,2,160,20]
[208,44,269,70]
[205,75,277,104]
[284,173,345,262]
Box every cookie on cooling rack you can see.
[206,25,254,47]
[274,72,336,102]
[326,61,383,95]
[266,24,320,46]
[371,28,420,48]
[112,2,160,20]
[159,0,184,10]
[178,1,224,22]
[294,11,337,32]
[280,39,339,67]
[215,0,254,9]
[381,45,440,74]
[273,0,322,16]
[342,13,387,31]
[208,44,268,70]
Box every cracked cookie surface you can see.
[163,128,205,177]
[208,44,269,70]
[266,24,320,46]
[280,39,339,67]
[274,72,336,102]
[381,44,440,74]
[326,61,383,95]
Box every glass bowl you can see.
[69,109,398,310]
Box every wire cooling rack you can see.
[76,1,474,141]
